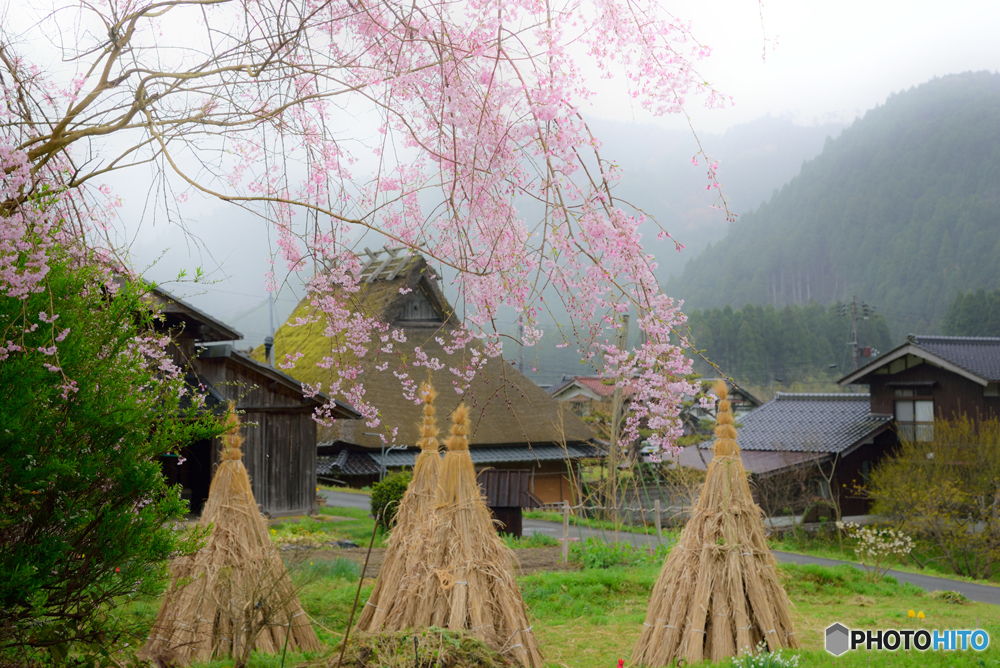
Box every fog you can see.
[65,0,999,347]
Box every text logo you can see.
[825,623,989,655]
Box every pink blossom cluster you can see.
[0,0,736,451]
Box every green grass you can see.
[504,533,560,549]
[522,561,1000,667]
[318,484,373,495]
[115,523,1000,668]
[524,509,682,539]
[317,505,389,547]
[769,531,1000,588]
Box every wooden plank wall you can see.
[196,356,317,517]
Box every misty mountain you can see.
[667,71,1000,339]
[591,116,845,280]
[495,116,847,385]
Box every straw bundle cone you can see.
[141,404,320,666]
[406,403,544,668]
[631,383,797,666]
[356,381,443,632]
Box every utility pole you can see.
[850,295,858,371]
[517,315,524,374]
[609,313,629,530]
[838,296,873,372]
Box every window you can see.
[398,291,440,321]
[894,389,934,441]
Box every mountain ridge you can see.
[667,71,1000,339]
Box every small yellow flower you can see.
[917,611,925,619]
[310,562,314,566]
[908,610,915,618]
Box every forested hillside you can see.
[684,302,893,389]
[668,72,1000,339]
[942,289,1000,336]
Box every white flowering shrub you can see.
[730,642,800,668]
[838,522,914,583]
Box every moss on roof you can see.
[254,255,595,448]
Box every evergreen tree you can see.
[685,302,893,387]
[668,72,1000,340]
[942,288,1000,336]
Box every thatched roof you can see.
[255,251,594,449]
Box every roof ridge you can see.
[773,392,870,399]
[912,334,1000,343]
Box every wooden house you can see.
[257,247,604,505]
[150,287,360,517]
[476,469,543,537]
[546,375,640,418]
[837,334,1000,439]
[674,393,894,516]
[676,335,1000,517]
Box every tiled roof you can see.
[376,443,605,468]
[700,393,892,454]
[672,446,829,477]
[320,442,605,477]
[317,449,381,477]
[910,335,1000,383]
[548,375,640,399]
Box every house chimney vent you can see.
[264,336,274,367]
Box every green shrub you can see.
[868,417,1000,580]
[569,538,669,569]
[933,590,970,605]
[370,471,412,530]
[504,532,559,549]
[0,246,224,663]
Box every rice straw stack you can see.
[356,381,443,632]
[410,403,544,668]
[141,403,320,666]
[631,383,797,666]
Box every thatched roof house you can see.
[255,247,601,504]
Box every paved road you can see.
[319,489,374,510]
[318,492,1000,605]
[771,550,1000,606]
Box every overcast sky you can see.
[105,0,999,344]
[589,0,1000,132]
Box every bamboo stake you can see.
[337,512,381,668]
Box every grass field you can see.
[769,530,1000,589]
[160,555,999,667]
[523,509,684,539]
[130,506,999,668]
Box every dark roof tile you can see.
[910,335,1000,383]
[699,393,891,454]
[318,450,381,477]
[672,446,830,476]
